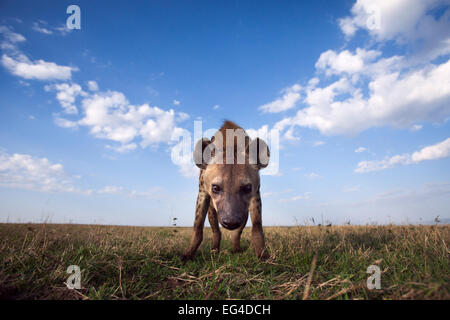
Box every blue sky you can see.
[0,0,449,226]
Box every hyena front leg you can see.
[249,192,269,260]
[181,191,210,261]
[207,204,221,252]
[232,212,248,253]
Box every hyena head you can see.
[194,121,270,230]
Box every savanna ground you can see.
[0,223,448,300]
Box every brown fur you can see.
[182,120,269,261]
[210,120,250,164]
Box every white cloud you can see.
[53,114,78,128]
[246,124,270,141]
[355,154,411,173]
[274,58,450,135]
[32,21,53,35]
[0,150,166,197]
[128,187,165,199]
[304,172,322,179]
[282,126,300,141]
[266,1,450,138]
[32,21,72,36]
[0,26,76,81]
[1,54,76,81]
[0,26,26,44]
[176,111,190,122]
[51,84,190,153]
[0,151,88,194]
[411,138,450,162]
[355,147,366,153]
[173,99,180,105]
[173,158,199,178]
[170,134,199,178]
[316,48,380,76]
[106,143,137,153]
[213,104,220,110]
[53,24,72,36]
[18,80,30,86]
[279,192,311,202]
[259,84,301,113]
[262,189,293,198]
[339,0,442,39]
[47,81,191,177]
[97,185,124,195]
[146,86,159,97]
[262,191,274,198]
[339,0,450,60]
[140,109,186,148]
[1,25,192,178]
[313,141,325,147]
[45,83,87,114]
[87,80,99,92]
[98,186,165,199]
[245,124,294,145]
[355,137,450,173]
[81,92,140,143]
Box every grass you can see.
[0,223,448,300]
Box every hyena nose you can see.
[222,218,240,230]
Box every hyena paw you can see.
[180,253,193,262]
[258,250,270,261]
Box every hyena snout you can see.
[219,214,245,230]
[217,198,248,230]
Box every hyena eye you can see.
[240,184,252,194]
[212,184,222,194]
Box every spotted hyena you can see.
[181,121,270,261]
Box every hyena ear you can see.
[247,138,270,169]
[194,138,213,169]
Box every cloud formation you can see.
[1,25,190,176]
[0,25,76,81]
[355,137,450,173]
[315,48,380,76]
[259,84,301,113]
[87,80,99,92]
[339,0,450,60]
[0,150,165,197]
[32,21,53,35]
[51,85,189,151]
[261,0,450,136]
[45,83,87,114]
[0,151,89,194]
[279,192,311,202]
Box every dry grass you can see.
[0,223,448,300]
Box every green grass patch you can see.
[0,223,448,300]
